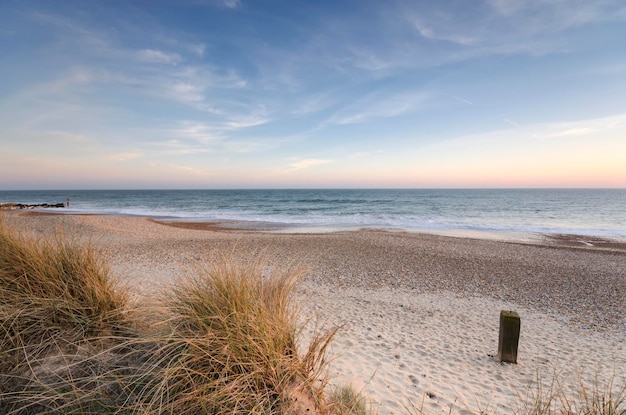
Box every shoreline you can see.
[155,218,626,253]
[2,211,625,414]
[16,209,626,252]
[7,204,626,246]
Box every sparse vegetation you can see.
[0,216,337,414]
[145,257,337,414]
[327,384,374,415]
[0,216,133,375]
[515,373,626,415]
[0,216,137,413]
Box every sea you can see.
[1,189,625,240]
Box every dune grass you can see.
[0,216,138,413]
[0,216,133,381]
[515,373,626,415]
[142,257,337,414]
[0,217,338,414]
[326,385,374,415]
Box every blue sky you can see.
[1,0,625,189]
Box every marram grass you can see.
[0,217,340,414]
[514,373,626,415]
[145,257,337,414]
[0,216,138,414]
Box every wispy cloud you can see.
[452,95,474,105]
[485,0,623,29]
[329,91,431,125]
[500,117,544,140]
[347,151,376,160]
[150,139,212,155]
[136,49,181,65]
[289,0,623,85]
[430,113,626,153]
[108,151,144,161]
[412,19,476,46]
[502,117,521,127]
[2,7,274,162]
[291,93,336,117]
[545,127,597,138]
[170,82,205,104]
[168,163,211,176]
[147,118,281,156]
[395,0,626,66]
[222,114,270,130]
[28,9,249,114]
[285,158,333,172]
[222,0,241,9]
[176,121,222,143]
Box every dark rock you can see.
[1,202,66,210]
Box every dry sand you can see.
[4,212,625,414]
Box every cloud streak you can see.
[285,158,334,172]
[329,91,432,125]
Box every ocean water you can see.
[1,189,625,239]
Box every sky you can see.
[1,0,625,189]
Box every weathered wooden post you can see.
[498,310,520,363]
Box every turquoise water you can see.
[1,189,625,238]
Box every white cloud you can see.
[150,139,212,155]
[546,127,597,138]
[430,113,626,152]
[171,82,205,103]
[586,62,626,76]
[290,92,338,117]
[502,117,521,127]
[177,122,222,142]
[190,43,206,57]
[137,49,181,64]
[109,151,143,161]
[344,151,384,161]
[168,163,209,175]
[412,19,476,46]
[486,0,525,17]
[329,91,431,125]
[223,0,241,9]
[223,115,270,130]
[286,158,333,171]
[484,0,626,32]
[452,95,474,105]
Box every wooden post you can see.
[498,310,520,363]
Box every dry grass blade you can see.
[0,215,135,414]
[515,372,626,415]
[161,256,336,414]
[0,217,344,414]
[576,376,626,415]
[326,385,374,415]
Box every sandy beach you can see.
[3,212,625,414]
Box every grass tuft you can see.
[155,257,336,414]
[0,215,134,410]
[0,218,338,414]
[516,372,626,415]
[326,385,374,415]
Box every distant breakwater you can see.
[1,202,67,210]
